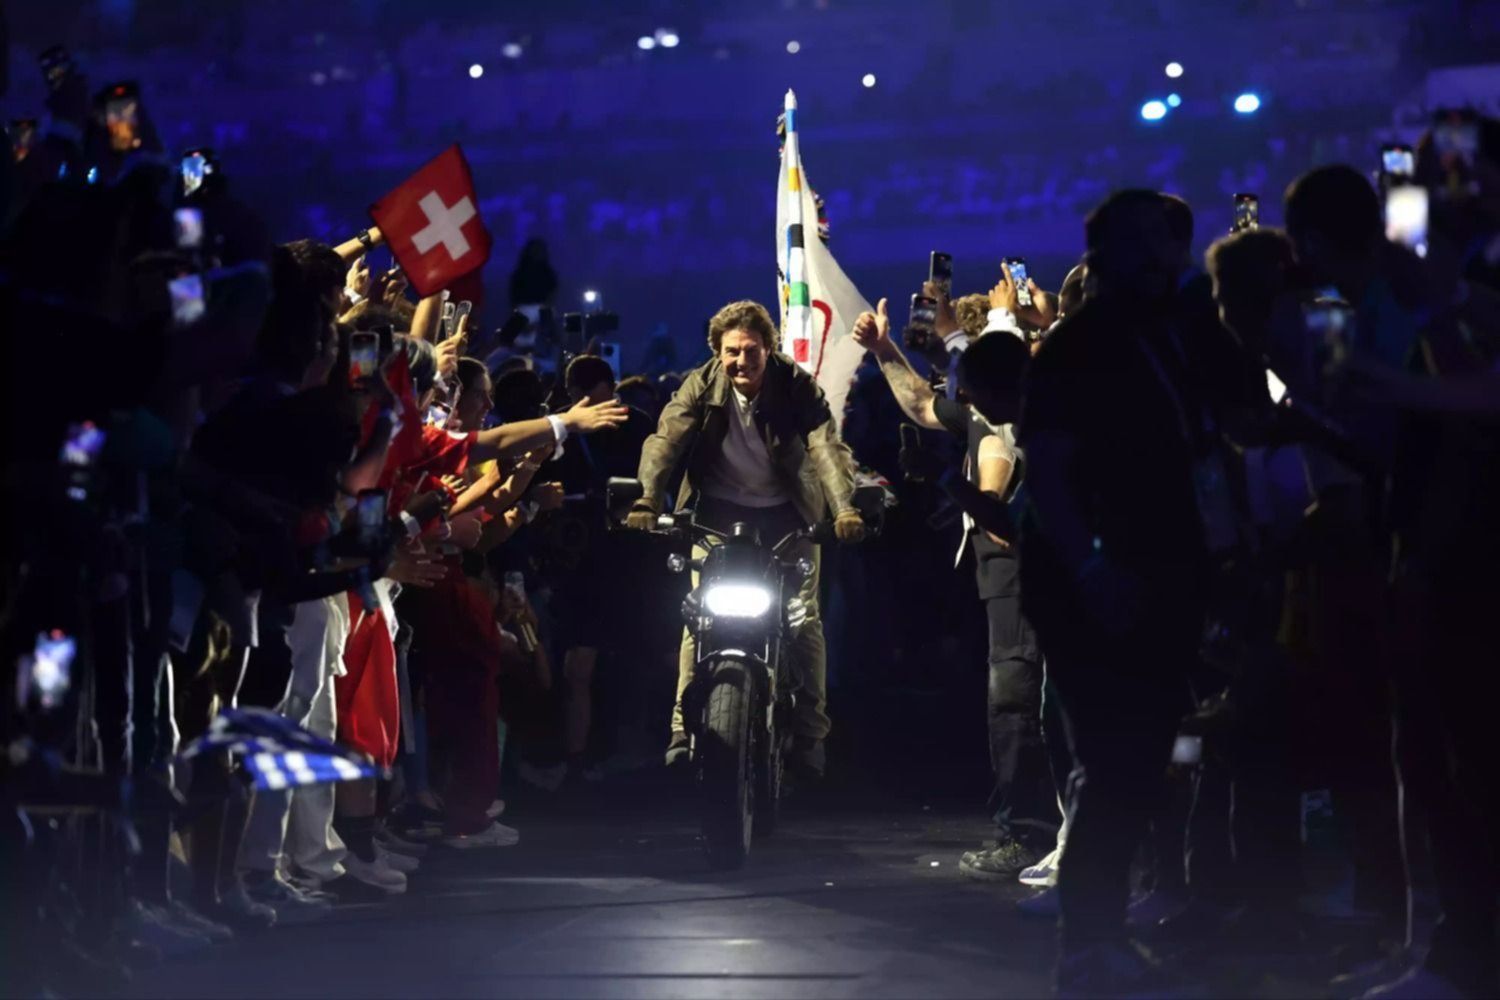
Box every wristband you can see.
[398,511,421,539]
[546,414,569,446]
[357,228,375,250]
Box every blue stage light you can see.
[1234,92,1262,114]
[1140,100,1168,121]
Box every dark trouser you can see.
[984,594,1054,848]
[1028,584,1198,949]
[1391,576,1500,992]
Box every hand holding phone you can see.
[1384,184,1429,258]
[1003,258,1033,308]
[929,252,953,300]
[349,331,380,384]
[355,489,389,556]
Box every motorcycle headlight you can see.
[702,583,773,619]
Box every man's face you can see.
[719,328,768,396]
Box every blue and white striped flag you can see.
[179,707,378,791]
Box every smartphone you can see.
[1384,184,1429,257]
[1004,257,1033,307]
[1304,297,1357,368]
[40,45,74,92]
[349,331,380,383]
[60,420,106,501]
[452,300,474,341]
[497,310,530,345]
[16,630,77,712]
[181,148,217,199]
[1432,110,1479,166]
[440,300,458,341]
[168,273,205,327]
[355,489,388,552]
[898,423,925,481]
[174,207,204,250]
[100,81,142,153]
[909,294,937,334]
[9,119,38,164]
[1233,193,1259,233]
[1380,144,1415,179]
[929,252,953,299]
[1171,735,1202,766]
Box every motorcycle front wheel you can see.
[699,663,755,870]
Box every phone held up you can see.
[349,331,381,386]
[929,252,953,300]
[1384,184,1429,259]
[1004,257,1033,307]
[355,489,388,555]
[898,423,925,482]
[1232,193,1259,233]
[99,81,143,153]
[40,45,75,92]
[908,293,938,336]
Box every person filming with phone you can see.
[624,300,864,780]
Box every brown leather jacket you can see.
[636,353,856,525]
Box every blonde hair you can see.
[953,294,991,338]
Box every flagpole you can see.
[781,89,813,369]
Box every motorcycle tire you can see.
[699,663,755,870]
[753,717,783,840]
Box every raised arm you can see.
[470,398,628,463]
[851,298,943,430]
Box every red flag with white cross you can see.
[369,145,492,299]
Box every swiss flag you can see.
[370,145,492,299]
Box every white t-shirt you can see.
[700,387,789,508]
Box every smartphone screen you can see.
[452,300,473,339]
[909,294,937,332]
[174,207,204,250]
[10,120,38,164]
[355,489,387,551]
[440,301,458,341]
[929,252,953,299]
[40,45,73,92]
[168,273,206,327]
[17,629,77,712]
[181,149,214,198]
[1233,193,1259,233]
[102,83,142,152]
[1171,735,1202,766]
[60,421,106,468]
[1433,119,1479,165]
[1384,184,1429,257]
[1004,257,1032,307]
[1380,144,1415,178]
[1304,298,1357,368]
[350,332,380,382]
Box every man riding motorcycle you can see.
[625,300,865,778]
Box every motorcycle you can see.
[608,478,852,869]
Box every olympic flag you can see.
[776,90,871,425]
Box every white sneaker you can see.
[375,842,420,874]
[342,852,407,894]
[485,799,506,819]
[443,822,520,849]
[1019,846,1061,887]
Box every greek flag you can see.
[179,707,377,791]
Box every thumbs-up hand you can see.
[852,297,891,352]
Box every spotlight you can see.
[1165,61,1184,78]
[862,73,876,88]
[502,43,523,59]
[583,290,599,305]
[1140,99,1168,121]
[787,40,801,54]
[657,30,680,48]
[1233,92,1262,114]
[1167,93,1182,107]
[468,63,484,79]
[637,35,656,51]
